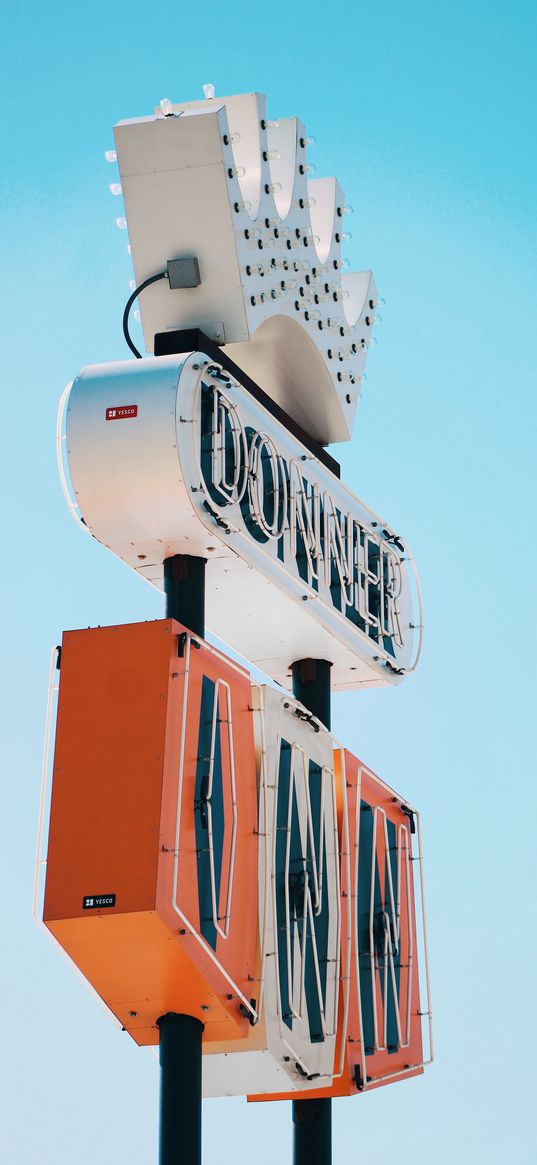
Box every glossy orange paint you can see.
[44,619,259,1046]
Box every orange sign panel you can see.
[44,619,259,1046]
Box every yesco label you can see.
[106,405,138,420]
[83,894,116,909]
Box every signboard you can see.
[40,84,429,1152]
[203,694,432,1099]
[64,355,421,690]
[39,620,431,1096]
[43,620,259,1045]
[113,91,377,444]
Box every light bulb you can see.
[104,150,117,163]
[159,98,174,116]
[109,183,122,196]
[133,309,141,322]
[267,149,280,160]
[342,205,353,215]
[129,280,136,291]
[115,216,127,230]
[266,182,282,193]
[306,136,316,145]
[203,83,215,99]
[266,119,279,129]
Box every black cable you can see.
[122,270,168,358]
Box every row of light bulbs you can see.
[103,96,384,390]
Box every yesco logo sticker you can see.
[83,894,116,909]
[105,405,138,420]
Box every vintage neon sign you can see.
[38,86,430,1159]
[111,90,378,445]
[37,623,431,1100]
[200,378,405,657]
[62,356,422,690]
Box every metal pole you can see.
[292,1096,332,1165]
[290,658,331,731]
[163,553,206,637]
[158,555,207,1165]
[290,657,332,1165]
[157,1014,204,1165]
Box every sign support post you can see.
[290,658,332,1165]
[157,1013,204,1165]
[157,554,207,1165]
[163,553,206,640]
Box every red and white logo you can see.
[105,405,138,421]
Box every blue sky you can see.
[1,1,536,1162]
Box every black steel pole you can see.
[157,1014,204,1165]
[158,555,207,1165]
[291,656,332,1165]
[164,554,206,636]
[292,1095,332,1165]
[290,658,332,731]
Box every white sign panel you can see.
[64,354,421,689]
[203,685,341,1097]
